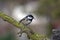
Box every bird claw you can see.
[17,31,22,37]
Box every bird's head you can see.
[26,15,34,20]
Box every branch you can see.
[0,12,49,40]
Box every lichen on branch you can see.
[0,12,49,40]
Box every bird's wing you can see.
[19,18,25,23]
[19,17,27,23]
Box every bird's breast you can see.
[21,19,31,25]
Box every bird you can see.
[18,15,34,37]
[19,14,34,26]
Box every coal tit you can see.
[19,15,34,26]
[18,15,34,37]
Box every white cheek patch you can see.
[28,17,32,19]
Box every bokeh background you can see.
[0,0,60,40]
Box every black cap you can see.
[27,15,34,19]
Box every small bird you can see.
[18,15,34,37]
[19,14,34,26]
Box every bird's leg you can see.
[17,31,23,37]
